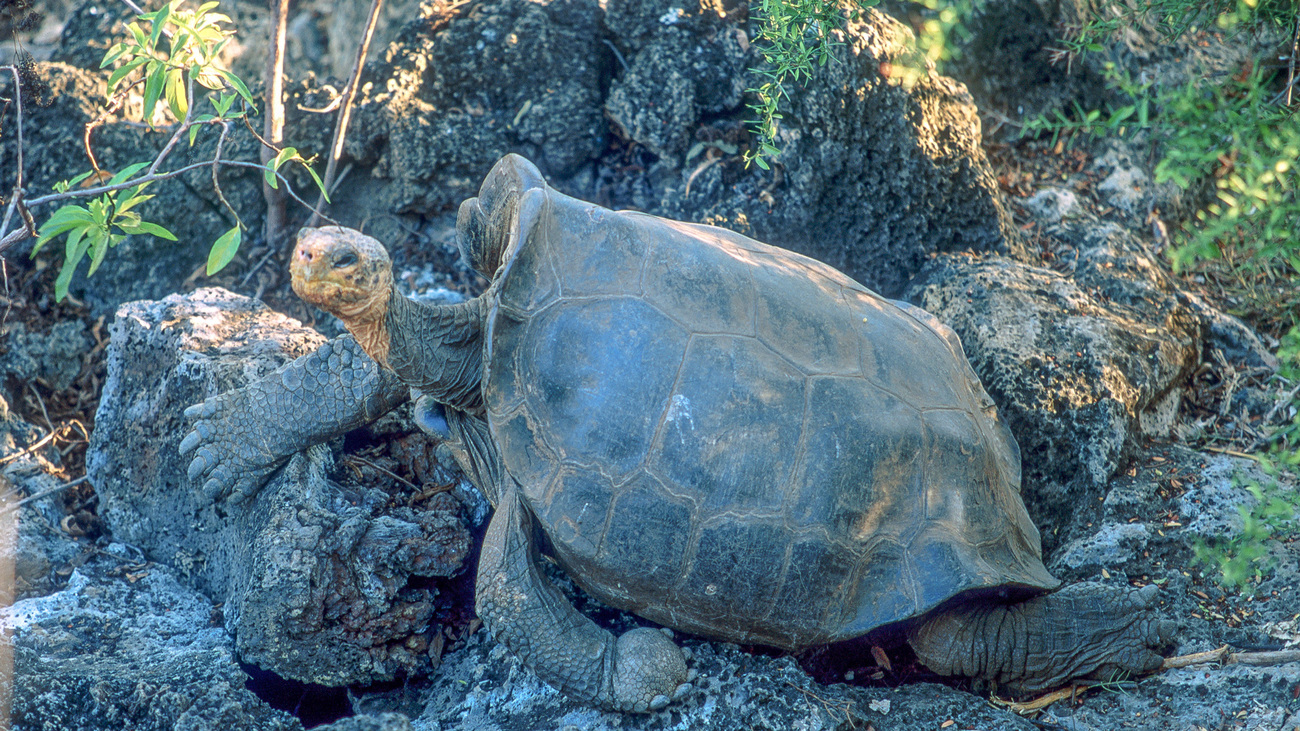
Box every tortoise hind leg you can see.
[475,488,692,712]
[907,582,1176,693]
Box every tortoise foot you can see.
[611,627,691,713]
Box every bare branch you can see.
[308,0,385,226]
[262,0,290,247]
[0,66,27,244]
[210,120,247,232]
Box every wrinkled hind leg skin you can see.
[457,154,547,279]
[475,489,691,712]
[907,582,1176,694]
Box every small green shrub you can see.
[1019,0,1299,304]
[21,0,326,300]
[746,0,876,169]
[1193,473,1299,593]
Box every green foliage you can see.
[1271,326,1300,452]
[744,0,982,167]
[1064,0,1295,60]
[746,0,873,169]
[32,172,177,301]
[206,225,242,276]
[1195,332,1300,593]
[906,0,975,71]
[1193,475,1299,593]
[27,1,327,301]
[1018,1,1300,289]
[1155,64,1300,275]
[101,0,255,123]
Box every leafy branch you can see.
[0,0,330,300]
[745,0,877,169]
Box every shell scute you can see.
[512,298,689,482]
[650,335,805,516]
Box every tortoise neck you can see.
[383,291,487,413]
[339,286,393,368]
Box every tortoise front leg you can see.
[475,488,692,712]
[907,582,1175,693]
[181,335,409,503]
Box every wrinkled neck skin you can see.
[338,288,393,369]
[366,289,486,414]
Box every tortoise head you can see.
[291,226,393,324]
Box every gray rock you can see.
[0,320,92,396]
[1050,522,1152,572]
[403,630,1034,731]
[605,7,748,162]
[87,288,472,686]
[652,5,1019,298]
[0,395,86,600]
[344,0,607,216]
[319,712,416,731]
[1094,143,1153,215]
[2,560,301,731]
[1022,187,1080,223]
[1178,454,1287,540]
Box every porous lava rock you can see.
[87,288,471,686]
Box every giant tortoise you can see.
[182,154,1171,712]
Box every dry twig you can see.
[262,0,290,247]
[308,0,386,226]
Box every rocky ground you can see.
[2,0,1298,730]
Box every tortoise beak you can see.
[289,229,336,308]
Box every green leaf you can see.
[108,162,152,187]
[150,2,171,49]
[1109,104,1136,126]
[54,226,96,301]
[217,69,255,107]
[54,253,79,303]
[64,170,96,187]
[86,229,112,277]
[305,163,329,203]
[142,62,166,123]
[122,221,178,240]
[115,192,155,216]
[213,92,235,116]
[754,156,770,170]
[128,22,148,48]
[272,147,298,170]
[33,206,96,254]
[107,56,149,92]
[165,67,188,119]
[62,227,87,268]
[264,166,279,190]
[100,43,131,68]
[206,226,242,275]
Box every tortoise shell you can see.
[477,165,1057,651]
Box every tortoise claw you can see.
[202,477,225,502]
[649,694,670,712]
[179,430,200,456]
[187,449,214,481]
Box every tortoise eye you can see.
[333,252,358,268]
